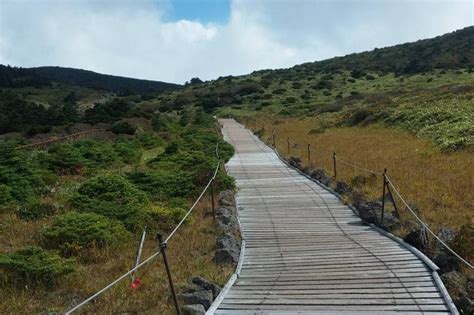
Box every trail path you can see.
[210,119,455,314]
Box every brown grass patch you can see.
[251,116,473,262]
[0,199,234,314]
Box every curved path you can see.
[210,119,455,314]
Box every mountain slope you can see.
[0,65,179,94]
[293,26,474,74]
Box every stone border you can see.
[206,184,246,314]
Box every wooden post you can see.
[210,180,216,220]
[381,168,387,226]
[333,153,337,179]
[272,130,276,147]
[386,182,400,218]
[307,144,311,165]
[287,138,290,155]
[157,234,181,315]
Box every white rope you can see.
[65,250,161,314]
[65,142,222,313]
[164,160,220,243]
[385,175,473,269]
[336,157,383,176]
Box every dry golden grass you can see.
[0,198,234,314]
[249,116,473,260]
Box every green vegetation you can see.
[0,65,179,94]
[70,174,150,231]
[0,246,75,284]
[42,212,130,255]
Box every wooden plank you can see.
[211,119,452,315]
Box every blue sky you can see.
[1,0,472,83]
[164,0,231,24]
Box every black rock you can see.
[433,227,461,272]
[404,228,429,252]
[335,181,351,195]
[191,276,221,300]
[182,304,206,315]
[218,190,234,207]
[288,156,302,169]
[213,248,239,264]
[180,290,213,310]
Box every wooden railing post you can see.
[210,180,216,221]
[333,153,337,179]
[381,168,387,226]
[157,234,181,315]
[287,138,290,155]
[272,129,276,147]
[307,144,311,165]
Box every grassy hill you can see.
[145,27,474,292]
[152,26,474,151]
[0,65,179,95]
[0,25,473,313]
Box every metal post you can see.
[381,168,387,226]
[210,180,216,220]
[287,138,290,155]
[272,129,276,147]
[157,234,181,315]
[307,144,311,165]
[333,153,337,179]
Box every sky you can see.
[0,0,472,84]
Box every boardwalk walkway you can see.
[211,119,454,314]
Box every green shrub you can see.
[113,139,143,164]
[110,121,136,135]
[128,169,195,200]
[0,246,75,284]
[148,205,188,229]
[70,174,150,230]
[0,184,12,207]
[350,109,373,125]
[135,132,164,149]
[0,142,44,203]
[73,140,118,168]
[16,200,55,220]
[47,143,86,174]
[43,212,130,255]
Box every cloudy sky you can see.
[1,0,472,83]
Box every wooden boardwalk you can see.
[210,119,455,314]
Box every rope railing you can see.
[246,119,474,270]
[385,175,473,269]
[335,156,383,176]
[65,141,222,314]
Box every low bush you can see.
[16,200,55,220]
[350,109,373,125]
[47,143,86,174]
[148,205,188,230]
[42,212,130,255]
[113,139,143,164]
[73,140,118,168]
[0,184,12,208]
[110,121,136,135]
[0,142,44,204]
[70,174,150,231]
[128,169,195,200]
[0,246,75,284]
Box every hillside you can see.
[0,65,179,94]
[151,26,474,151]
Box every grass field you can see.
[0,199,233,314]
[245,116,473,264]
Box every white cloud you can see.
[0,0,472,83]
